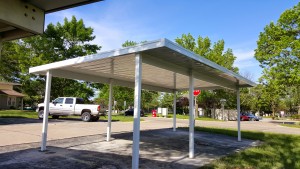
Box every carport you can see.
[29,38,256,169]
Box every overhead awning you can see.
[0,89,25,97]
[29,38,256,92]
[0,0,102,41]
[26,0,103,14]
[30,38,252,168]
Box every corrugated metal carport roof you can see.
[29,38,256,91]
[26,0,103,13]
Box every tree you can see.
[175,33,238,72]
[96,40,159,112]
[1,16,101,104]
[175,34,239,114]
[122,40,138,47]
[0,42,21,82]
[255,2,300,114]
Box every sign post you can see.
[193,90,201,118]
[124,101,126,111]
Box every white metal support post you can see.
[173,73,177,132]
[132,53,142,169]
[107,79,113,141]
[189,70,195,158]
[173,90,177,132]
[41,70,52,151]
[237,85,241,141]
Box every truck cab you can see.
[37,97,105,122]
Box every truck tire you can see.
[52,115,59,119]
[91,116,100,122]
[81,112,91,122]
[38,110,44,119]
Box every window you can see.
[7,97,16,107]
[65,98,74,104]
[76,98,84,104]
[11,97,16,106]
[7,97,11,106]
[53,98,64,104]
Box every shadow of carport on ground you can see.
[0,128,260,169]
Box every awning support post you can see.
[189,70,194,158]
[41,70,52,151]
[107,79,113,141]
[173,90,177,132]
[132,53,142,169]
[237,86,241,141]
[173,73,177,132]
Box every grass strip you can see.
[189,126,300,169]
[0,110,36,118]
[0,110,139,122]
[280,124,300,129]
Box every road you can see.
[0,117,299,147]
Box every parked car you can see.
[24,105,36,111]
[240,114,250,121]
[36,97,107,122]
[247,114,260,121]
[124,109,145,117]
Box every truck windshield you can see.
[53,98,64,104]
[76,98,84,104]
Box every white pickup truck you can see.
[36,97,106,122]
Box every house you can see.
[0,82,25,110]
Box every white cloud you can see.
[234,49,255,61]
[45,9,79,25]
[232,48,262,82]
[45,3,166,51]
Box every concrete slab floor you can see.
[0,128,260,169]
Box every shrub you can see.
[291,114,300,120]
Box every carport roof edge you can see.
[29,38,256,91]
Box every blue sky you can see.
[45,0,299,82]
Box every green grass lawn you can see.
[280,123,300,128]
[0,110,138,122]
[192,127,300,169]
[0,110,36,118]
[163,114,220,121]
[102,115,138,122]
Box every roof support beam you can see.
[106,79,113,141]
[173,90,177,132]
[173,73,177,132]
[41,70,52,151]
[132,53,142,169]
[142,55,236,90]
[189,70,195,158]
[0,0,44,41]
[236,84,241,142]
[178,86,224,91]
[48,69,173,92]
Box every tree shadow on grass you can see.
[197,127,300,169]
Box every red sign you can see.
[193,90,201,96]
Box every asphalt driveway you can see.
[0,117,299,168]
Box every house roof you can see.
[0,89,25,97]
[29,38,256,92]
